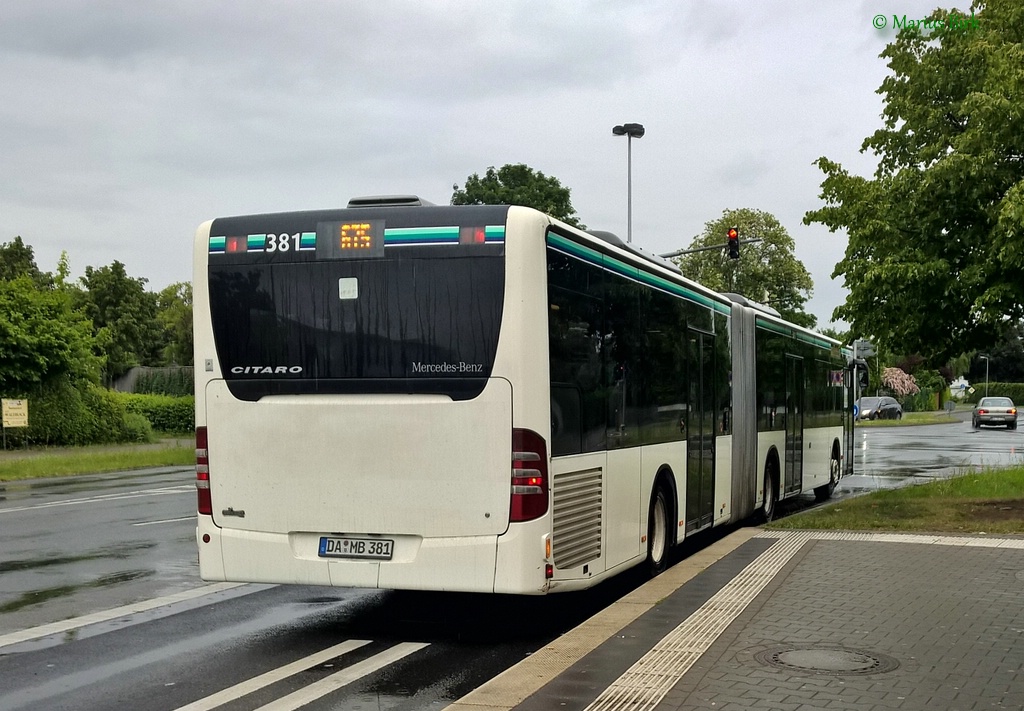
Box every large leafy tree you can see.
[77,261,165,380]
[156,282,193,366]
[451,163,585,227]
[805,1,1024,364]
[0,239,99,393]
[0,278,100,392]
[0,236,50,287]
[674,208,816,328]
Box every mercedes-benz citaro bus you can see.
[194,196,860,594]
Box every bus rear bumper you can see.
[197,518,507,593]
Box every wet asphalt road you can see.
[1,417,1021,710]
[841,411,1023,497]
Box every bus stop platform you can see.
[447,527,1024,711]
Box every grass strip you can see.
[769,466,1024,534]
[856,411,963,427]
[0,446,193,482]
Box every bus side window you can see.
[551,385,582,456]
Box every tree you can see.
[156,282,193,366]
[0,276,99,393]
[674,208,817,328]
[0,236,50,287]
[882,367,921,397]
[77,261,164,380]
[451,163,585,227]
[967,322,1024,382]
[804,1,1024,365]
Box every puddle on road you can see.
[0,570,155,614]
[0,541,157,574]
[0,470,188,503]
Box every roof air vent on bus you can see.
[347,195,436,208]
[588,230,626,248]
[588,230,683,275]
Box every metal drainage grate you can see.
[755,646,900,676]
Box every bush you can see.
[133,367,194,397]
[116,393,194,433]
[80,385,134,443]
[964,382,1024,404]
[1,377,150,447]
[123,413,154,443]
[902,390,940,412]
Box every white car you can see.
[972,397,1018,430]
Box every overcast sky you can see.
[1,0,967,327]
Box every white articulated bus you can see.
[193,197,860,594]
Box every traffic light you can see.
[727,227,740,259]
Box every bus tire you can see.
[814,448,841,502]
[646,486,671,577]
[760,463,778,523]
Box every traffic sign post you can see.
[1,399,28,450]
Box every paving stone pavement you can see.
[657,536,1024,711]
[457,531,1024,711]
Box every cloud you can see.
[0,0,952,328]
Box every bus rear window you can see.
[208,249,504,400]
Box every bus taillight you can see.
[511,428,548,522]
[196,426,212,516]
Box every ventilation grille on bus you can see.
[552,467,603,570]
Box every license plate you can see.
[318,536,394,560]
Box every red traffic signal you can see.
[727,227,740,259]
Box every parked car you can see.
[857,396,903,420]
[972,397,1018,430]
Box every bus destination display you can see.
[208,220,386,259]
[317,220,385,259]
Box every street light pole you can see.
[981,355,989,396]
[612,123,644,243]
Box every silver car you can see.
[972,397,1018,430]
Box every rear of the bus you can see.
[194,202,553,593]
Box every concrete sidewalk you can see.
[449,528,1024,711]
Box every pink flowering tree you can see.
[882,367,920,398]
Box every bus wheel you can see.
[814,452,841,502]
[761,467,778,523]
[647,486,670,577]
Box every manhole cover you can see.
[755,646,900,676]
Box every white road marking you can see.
[254,642,431,711]
[132,516,195,526]
[0,485,193,515]
[0,582,251,650]
[173,639,371,711]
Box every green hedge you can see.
[964,382,1024,405]
[115,393,195,433]
[133,367,194,397]
[2,378,152,446]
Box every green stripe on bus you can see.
[755,317,835,350]
[385,227,459,243]
[547,233,729,314]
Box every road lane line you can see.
[0,582,253,650]
[133,516,196,526]
[173,639,371,711]
[254,642,431,711]
[0,485,193,515]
